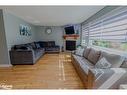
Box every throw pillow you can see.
[83,48,91,59]
[35,43,41,49]
[30,42,36,49]
[75,47,85,57]
[95,57,111,69]
[87,48,101,65]
[27,44,33,50]
[100,51,125,68]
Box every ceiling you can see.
[1,6,105,26]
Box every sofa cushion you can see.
[29,42,37,49]
[80,58,95,74]
[26,44,33,49]
[100,51,125,68]
[45,47,59,51]
[95,57,111,69]
[83,48,91,59]
[48,41,55,47]
[14,44,30,50]
[39,41,48,47]
[72,54,94,74]
[87,48,101,65]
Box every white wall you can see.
[3,11,38,51]
[36,25,81,49]
[0,10,38,66]
[0,10,11,66]
[36,26,64,47]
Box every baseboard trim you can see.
[0,64,12,67]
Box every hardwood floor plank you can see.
[0,53,85,89]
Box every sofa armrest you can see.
[87,69,95,89]
[89,68,127,89]
[10,50,35,64]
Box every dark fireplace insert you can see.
[66,40,76,51]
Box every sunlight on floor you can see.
[0,53,84,89]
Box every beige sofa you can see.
[71,47,127,89]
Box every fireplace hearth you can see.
[66,40,76,51]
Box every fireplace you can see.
[66,40,76,51]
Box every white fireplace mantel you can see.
[63,34,79,51]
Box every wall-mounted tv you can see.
[64,26,75,35]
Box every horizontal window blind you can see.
[82,7,127,44]
[82,24,89,44]
[89,9,127,42]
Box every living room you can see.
[0,5,127,90]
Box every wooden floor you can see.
[0,53,85,89]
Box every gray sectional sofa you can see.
[38,41,60,53]
[10,42,45,65]
[72,47,127,89]
[10,41,60,65]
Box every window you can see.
[81,7,127,52]
[92,40,127,51]
[81,24,89,45]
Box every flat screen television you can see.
[64,26,75,34]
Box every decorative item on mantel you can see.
[63,34,79,40]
